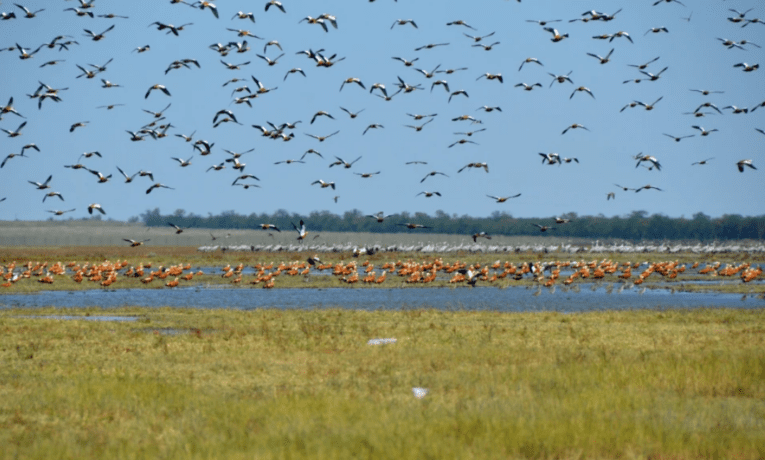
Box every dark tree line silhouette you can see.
[136,208,765,241]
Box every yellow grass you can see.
[1,307,763,459]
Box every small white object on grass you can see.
[367,338,397,345]
[412,388,429,399]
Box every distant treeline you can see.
[135,208,765,241]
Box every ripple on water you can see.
[1,285,763,312]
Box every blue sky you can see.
[0,0,763,223]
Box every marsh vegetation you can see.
[1,308,763,459]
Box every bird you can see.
[367,212,393,223]
[458,163,489,173]
[124,239,149,247]
[610,31,633,43]
[515,83,542,91]
[168,223,186,234]
[221,60,251,70]
[292,220,308,241]
[416,191,441,198]
[477,73,503,83]
[391,19,417,29]
[311,179,336,190]
[736,160,756,173]
[472,232,491,242]
[555,217,572,224]
[256,53,284,66]
[628,57,661,70]
[1,121,26,137]
[587,48,614,64]
[69,121,89,133]
[544,27,569,42]
[83,24,115,41]
[339,107,364,119]
[47,209,76,216]
[414,43,449,51]
[691,158,714,166]
[472,42,500,51]
[87,169,112,183]
[87,204,105,215]
[284,68,306,80]
[28,175,52,190]
[1,152,27,168]
[635,155,662,171]
[421,171,449,183]
[171,156,193,167]
[547,71,574,87]
[640,67,669,81]
[42,191,64,202]
[391,56,420,67]
[232,11,255,22]
[653,0,685,6]
[329,156,361,169]
[310,111,335,124]
[446,20,476,30]
[663,133,694,142]
[14,4,45,19]
[146,183,174,194]
[635,184,663,193]
[519,57,543,71]
[643,27,672,39]
[259,223,280,232]
[145,84,171,99]
[449,139,478,148]
[265,1,286,13]
[430,80,450,93]
[691,126,719,137]
[306,131,339,142]
[463,31,495,43]
[192,1,219,18]
[116,167,138,183]
[733,63,759,72]
[723,106,749,114]
[77,151,102,161]
[539,153,561,165]
[533,224,556,232]
[570,87,595,99]
[404,119,433,132]
[363,124,383,135]
[448,90,469,102]
[562,124,589,135]
[397,223,431,229]
[635,97,663,110]
[487,194,521,203]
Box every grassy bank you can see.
[1,308,763,459]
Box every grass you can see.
[1,307,764,459]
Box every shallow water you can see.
[0,285,762,312]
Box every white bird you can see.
[736,160,756,172]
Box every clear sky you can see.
[0,0,763,223]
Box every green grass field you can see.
[1,308,763,459]
[0,220,595,247]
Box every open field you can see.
[1,308,763,459]
[0,221,597,248]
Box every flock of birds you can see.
[0,0,763,240]
[2,254,761,290]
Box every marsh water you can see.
[1,284,762,312]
